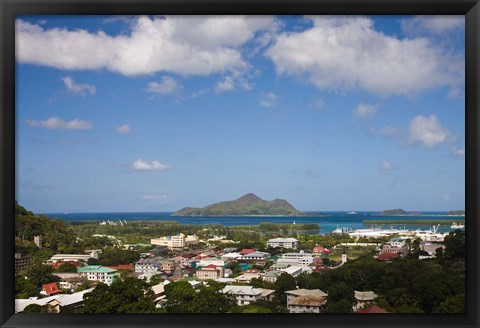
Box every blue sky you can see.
[15,15,465,212]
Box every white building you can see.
[49,254,92,264]
[288,296,326,313]
[222,286,275,306]
[353,291,378,311]
[390,238,406,248]
[221,252,243,260]
[198,259,225,267]
[150,233,199,250]
[278,251,314,266]
[286,289,328,313]
[77,265,118,285]
[196,265,224,281]
[134,258,161,274]
[234,269,261,282]
[241,251,270,261]
[267,238,298,249]
[262,270,282,283]
[15,288,95,313]
[53,273,84,291]
[280,265,309,277]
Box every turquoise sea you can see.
[43,211,463,235]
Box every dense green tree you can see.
[83,278,156,313]
[189,286,237,313]
[163,281,196,313]
[435,293,465,313]
[98,248,139,266]
[87,258,99,265]
[443,230,465,261]
[235,303,272,313]
[324,282,356,313]
[57,263,77,273]
[15,275,39,299]
[26,264,55,288]
[15,201,34,216]
[273,273,296,303]
[324,299,354,313]
[148,274,164,286]
[22,304,48,313]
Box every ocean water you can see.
[43,211,463,235]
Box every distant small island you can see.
[379,208,422,216]
[447,210,465,216]
[171,193,308,217]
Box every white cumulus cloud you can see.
[451,147,465,157]
[266,16,463,97]
[116,124,131,134]
[26,117,93,130]
[132,159,171,171]
[16,16,275,77]
[215,76,236,92]
[147,76,181,95]
[378,160,393,173]
[401,15,464,36]
[408,115,456,148]
[355,103,379,118]
[260,92,277,107]
[62,76,96,96]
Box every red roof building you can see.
[376,253,398,261]
[117,264,133,271]
[42,282,61,295]
[52,260,81,269]
[356,305,389,313]
[312,246,325,255]
[240,249,256,255]
[105,264,134,271]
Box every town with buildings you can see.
[15,210,463,314]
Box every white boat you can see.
[332,226,352,234]
[332,226,343,234]
[347,211,357,215]
[451,222,465,229]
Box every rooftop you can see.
[77,265,117,273]
[286,289,328,298]
[42,282,60,295]
[356,305,389,313]
[289,295,327,307]
[222,285,274,296]
[268,238,298,242]
[354,291,378,301]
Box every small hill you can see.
[447,210,465,216]
[171,193,306,217]
[379,208,407,215]
[379,209,423,216]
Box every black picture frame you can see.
[1,1,479,327]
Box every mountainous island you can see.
[379,208,422,216]
[171,193,308,217]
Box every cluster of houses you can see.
[16,236,398,313]
[373,237,444,261]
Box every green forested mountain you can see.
[172,193,306,217]
[15,202,83,256]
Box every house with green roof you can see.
[77,265,118,285]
